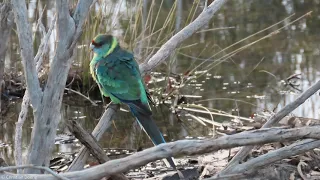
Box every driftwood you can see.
[66,119,128,180]
[218,79,320,176]
[1,126,320,180]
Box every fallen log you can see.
[1,126,319,180]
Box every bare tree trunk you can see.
[11,0,93,174]
[14,8,55,172]
[0,3,14,113]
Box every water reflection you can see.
[1,0,320,166]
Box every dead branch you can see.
[208,139,320,180]
[67,103,119,171]
[67,120,111,163]
[219,79,320,175]
[140,0,227,75]
[3,126,320,180]
[66,119,128,180]
[64,88,98,106]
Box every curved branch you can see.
[4,126,320,180]
[140,0,227,75]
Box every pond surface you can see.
[1,0,320,166]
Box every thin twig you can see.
[64,88,98,106]
[182,107,253,122]
[35,14,56,68]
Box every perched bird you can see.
[89,34,176,169]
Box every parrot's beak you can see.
[89,43,94,51]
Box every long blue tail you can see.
[128,103,176,169]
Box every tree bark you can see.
[0,3,14,112]
[14,14,56,169]
[12,0,93,174]
[11,0,42,109]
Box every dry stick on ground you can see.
[218,79,320,176]
[67,0,227,171]
[3,126,320,180]
[0,3,14,113]
[12,0,93,173]
[66,119,128,180]
[207,139,320,180]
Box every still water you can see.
[1,0,320,166]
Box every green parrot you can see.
[89,34,176,169]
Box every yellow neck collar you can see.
[104,37,118,57]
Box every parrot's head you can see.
[90,34,118,57]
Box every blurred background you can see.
[1,0,320,167]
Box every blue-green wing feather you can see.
[95,50,147,101]
[93,48,176,169]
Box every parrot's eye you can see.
[91,40,102,47]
